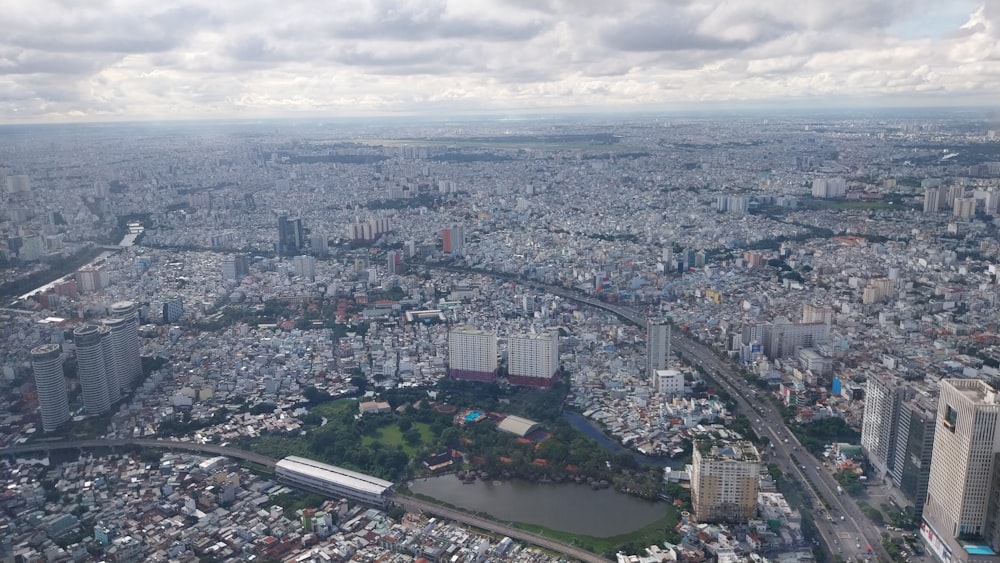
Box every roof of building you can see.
[497,415,541,437]
[276,456,394,496]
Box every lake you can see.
[409,475,667,537]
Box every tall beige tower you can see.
[691,440,761,523]
[922,379,1000,562]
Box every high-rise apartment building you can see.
[742,318,829,360]
[646,319,672,377]
[73,325,111,415]
[922,379,1000,562]
[924,185,947,213]
[76,266,109,293]
[221,254,249,282]
[692,440,761,523]
[31,344,70,432]
[386,250,403,275]
[292,255,316,281]
[98,324,120,404]
[860,372,912,481]
[441,226,465,255]
[890,396,936,516]
[108,301,142,388]
[447,327,497,382]
[811,177,847,198]
[507,332,559,387]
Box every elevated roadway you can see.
[0,439,610,561]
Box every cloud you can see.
[0,0,997,122]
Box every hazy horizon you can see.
[2,0,999,124]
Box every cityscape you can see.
[1,108,998,563]
[3,1,1000,563]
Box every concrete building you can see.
[743,318,829,360]
[447,327,497,382]
[30,344,70,432]
[73,325,112,415]
[76,266,109,293]
[646,319,672,377]
[108,301,142,388]
[922,379,1000,563]
[275,456,394,508]
[507,331,559,387]
[277,215,305,257]
[220,255,249,282]
[890,396,936,516]
[292,255,316,281]
[97,324,120,404]
[441,225,465,255]
[653,369,684,396]
[924,186,947,213]
[691,440,761,523]
[811,177,847,198]
[954,197,977,219]
[860,372,912,482]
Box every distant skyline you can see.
[1,0,998,123]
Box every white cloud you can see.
[0,0,996,122]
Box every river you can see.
[409,475,666,537]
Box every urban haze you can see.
[1,2,1000,563]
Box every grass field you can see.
[310,398,359,419]
[362,422,435,456]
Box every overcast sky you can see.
[2,0,998,123]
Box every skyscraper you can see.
[441,226,465,255]
[447,327,497,382]
[860,372,912,481]
[277,215,305,257]
[691,440,761,523]
[30,343,70,432]
[922,379,1000,562]
[98,324,120,404]
[646,319,671,377]
[507,332,560,387]
[73,325,111,415]
[108,301,142,388]
[890,396,936,516]
[221,254,249,282]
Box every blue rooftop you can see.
[964,545,995,556]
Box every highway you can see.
[0,438,278,467]
[531,285,888,562]
[0,438,610,562]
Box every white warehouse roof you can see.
[497,415,541,437]
[276,456,394,496]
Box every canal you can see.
[562,410,677,468]
[409,475,666,537]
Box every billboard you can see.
[920,518,953,563]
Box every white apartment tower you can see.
[692,440,761,523]
[922,379,1000,562]
[860,372,912,481]
[447,327,498,382]
[98,324,120,403]
[73,324,111,415]
[507,332,559,387]
[30,344,70,432]
[646,319,672,377]
[108,301,142,387]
